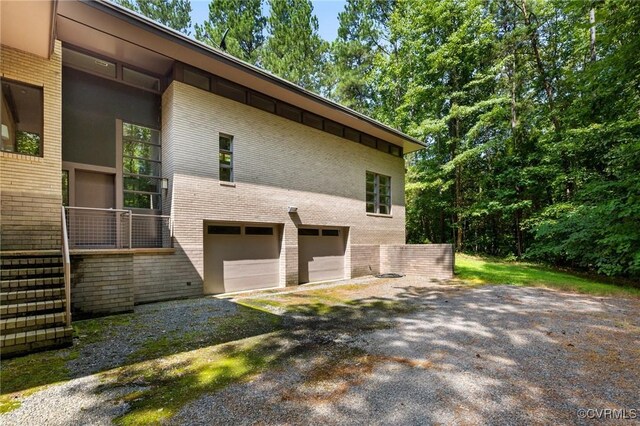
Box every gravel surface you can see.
[69,297,238,377]
[174,281,640,425]
[1,376,137,426]
[3,277,639,425]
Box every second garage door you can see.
[203,224,280,294]
[298,228,345,284]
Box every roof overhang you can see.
[55,0,425,153]
[1,0,57,59]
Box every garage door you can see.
[298,228,345,284]
[203,224,280,294]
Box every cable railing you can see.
[61,205,71,327]
[64,206,172,249]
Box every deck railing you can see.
[61,205,72,327]
[64,206,172,249]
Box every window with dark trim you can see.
[322,229,340,236]
[123,122,162,210]
[1,79,43,156]
[219,134,233,182]
[298,228,320,236]
[208,225,241,234]
[366,171,391,215]
[245,226,274,235]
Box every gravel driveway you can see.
[2,277,639,425]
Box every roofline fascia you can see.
[81,0,426,150]
[49,0,59,58]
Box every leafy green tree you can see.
[261,0,329,93]
[114,0,192,34]
[194,0,266,64]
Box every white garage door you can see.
[298,228,345,284]
[203,224,280,294]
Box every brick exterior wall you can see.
[163,81,406,289]
[133,246,202,304]
[0,42,63,250]
[70,254,134,317]
[380,244,454,280]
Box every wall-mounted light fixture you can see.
[161,178,169,190]
[288,206,298,213]
[1,124,9,141]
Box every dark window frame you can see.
[1,78,44,157]
[219,133,234,182]
[122,122,162,211]
[366,171,392,215]
[245,226,274,236]
[62,44,164,94]
[208,225,241,235]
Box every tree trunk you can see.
[517,0,560,132]
[589,7,596,62]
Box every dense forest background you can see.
[118,0,639,279]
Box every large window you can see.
[366,171,391,215]
[1,79,43,156]
[219,134,233,182]
[123,123,162,210]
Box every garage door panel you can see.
[204,225,280,294]
[299,230,345,284]
[223,259,279,293]
[308,255,344,282]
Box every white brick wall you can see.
[380,244,454,279]
[0,42,62,250]
[163,81,406,288]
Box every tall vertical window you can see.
[123,123,162,210]
[366,171,391,215]
[219,134,233,182]
[1,79,43,156]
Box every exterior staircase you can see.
[1,251,73,357]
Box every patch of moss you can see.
[127,307,283,363]
[0,348,78,413]
[73,313,135,344]
[0,313,134,413]
[110,333,290,425]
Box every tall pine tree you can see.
[262,0,329,93]
[194,0,266,64]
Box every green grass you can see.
[455,254,640,297]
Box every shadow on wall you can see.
[70,240,203,318]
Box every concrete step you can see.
[0,266,64,281]
[0,276,65,291]
[1,288,65,304]
[0,312,67,334]
[1,256,62,269]
[0,326,73,358]
[0,299,65,318]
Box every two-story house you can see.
[0,0,453,356]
